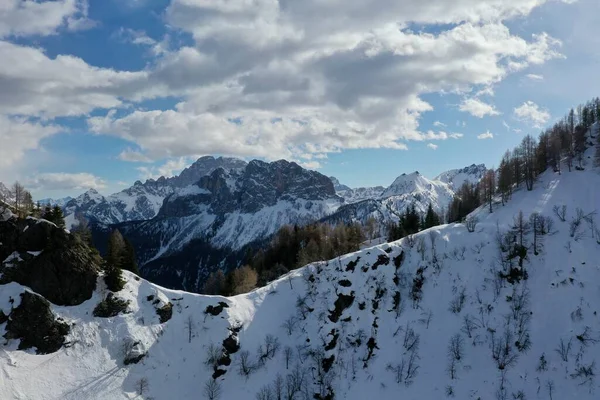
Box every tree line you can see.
[448,97,600,223]
[203,222,366,296]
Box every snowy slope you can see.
[2,156,600,400]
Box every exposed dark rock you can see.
[345,257,360,272]
[223,335,240,354]
[0,218,101,306]
[393,251,405,270]
[205,301,229,316]
[338,279,352,287]
[371,254,390,270]
[156,303,173,323]
[329,292,355,323]
[4,292,70,354]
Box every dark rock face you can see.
[4,292,70,354]
[64,156,248,226]
[156,303,173,323]
[159,159,337,218]
[0,217,101,306]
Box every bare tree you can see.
[555,338,572,362]
[205,343,222,369]
[461,314,477,339]
[282,316,298,336]
[553,205,567,222]
[257,335,280,366]
[448,334,465,362]
[204,379,222,400]
[256,385,274,400]
[416,237,427,261]
[238,350,256,377]
[465,216,478,233]
[449,287,467,314]
[11,181,25,213]
[185,315,195,343]
[284,346,294,369]
[137,377,149,395]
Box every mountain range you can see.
[42,159,486,292]
[2,156,599,400]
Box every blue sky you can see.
[0,0,598,198]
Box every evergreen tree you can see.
[423,203,440,229]
[122,239,140,275]
[51,205,65,228]
[106,229,126,269]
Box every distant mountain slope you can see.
[2,159,600,400]
[64,156,247,226]
[116,160,343,291]
[38,196,73,207]
[434,163,486,190]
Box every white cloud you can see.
[26,172,106,191]
[433,121,446,127]
[0,116,61,168]
[449,133,464,139]
[525,73,544,81]
[0,0,93,38]
[477,131,494,139]
[459,98,501,118]
[502,120,511,130]
[137,157,191,180]
[118,149,152,163]
[0,0,573,169]
[427,143,438,150]
[513,101,550,127]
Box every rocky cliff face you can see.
[0,215,101,306]
[63,156,247,227]
[114,160,342,292]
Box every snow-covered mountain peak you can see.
[434,163,486,190]
[330,176,352,192]
[380,170,436,199]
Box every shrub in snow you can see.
[93,293,129,318]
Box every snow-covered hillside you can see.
[2,158,600,399]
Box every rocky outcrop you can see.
[0,216,101,306]
[64,156,248,227]
[3,291,70,354]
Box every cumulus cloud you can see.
[449,133,464,139]
[427,143,438,150]
[513,101,550,127]
[433,121,446,127]
[477,131,494,139]
[137,157,192,180]
[459,98,501,118]
[0,0,574,171]
[0,0,94,38]
[0,116,61,168]
[26,172,106,191]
